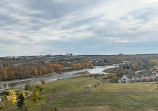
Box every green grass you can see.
[29,77,99,111]
[55,92,158,111]
[93,82,158,92]
[3,77,158,111]
[32,77,158,111]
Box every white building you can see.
[118,71,158,83]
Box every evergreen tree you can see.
[17,94,25,109]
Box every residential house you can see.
[118,71,158,83]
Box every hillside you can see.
[24,76,158,111]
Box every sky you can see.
[0,0,158,56]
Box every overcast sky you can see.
[0,0,158,56]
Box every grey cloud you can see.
[29,0,89,19]
[0,14,19,25]
[128,7,158,22]
[0,0,158,55]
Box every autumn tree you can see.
[8,90,17,105]
[29,89,40,105]
[33,67,38,76]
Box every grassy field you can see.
[26,76,158,111]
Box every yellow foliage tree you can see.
[21,91,26,98]
[35,90,40,100]
[8,90,17,105]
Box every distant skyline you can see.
[0,0,158,56]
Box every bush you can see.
[2,91,9,95]
[110,78,119,83]
[41,80,45,84]
[24,83,32,90]
[29,89,40,105]
[35,83,44,92]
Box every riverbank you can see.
[0,65,117,90]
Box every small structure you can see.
[118,74,133,83]
[66,53,73,57]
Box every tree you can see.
[21,91,26,98]
[29,89,40,105]
[41,80,45,84]
[8,90,17,105]
[1,94,9,108]
[35,83,44,93]
[33,67,38,76]
[17,94,25,109]
[1,94,16,111]
[149,59,158,68]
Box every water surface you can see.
[0,64,118,90]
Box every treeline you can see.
[0,62,93,81]
[71,63,93,70]
[0,63,65,81]
[104,61,149,77]
[104,59,158,78]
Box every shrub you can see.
[24,83,32,90]
[29,89,40,105]
[2,91,9,95]
[41,80,45,84]
[35,83,44,92]
[110,78,119,83]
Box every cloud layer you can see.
[0,0,158,56]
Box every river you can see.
[0,64,118,90]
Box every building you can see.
[66,53,73,57]
[118,71,158,83]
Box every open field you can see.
[24,76,158,111]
